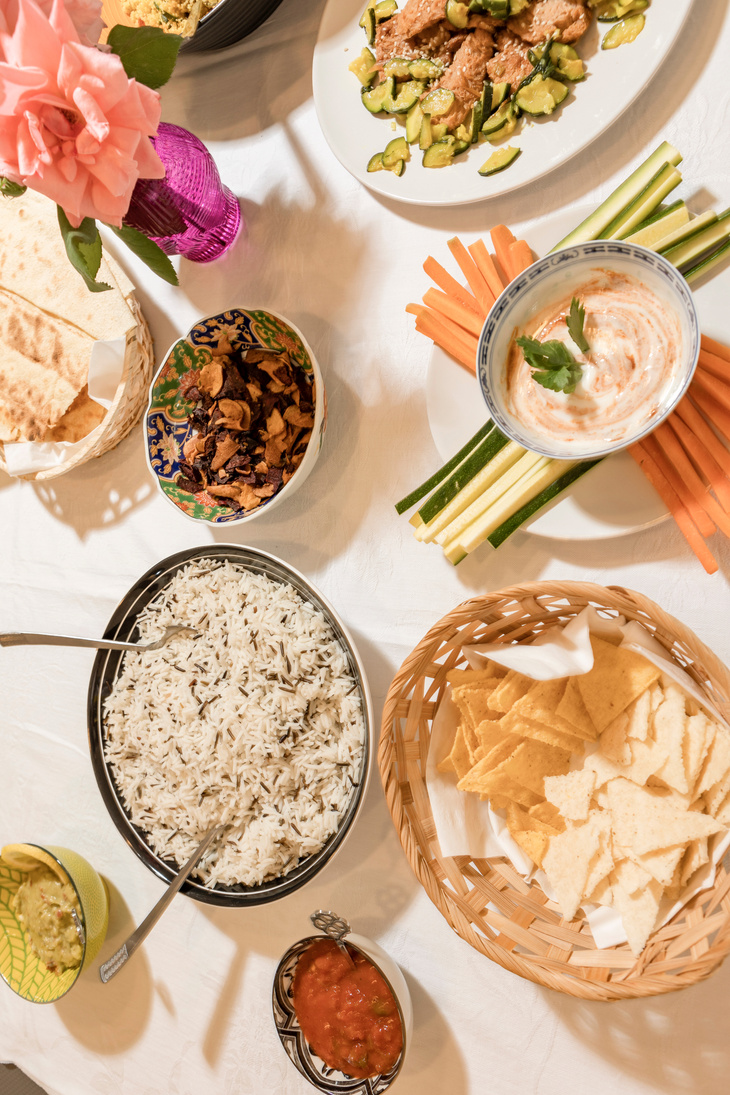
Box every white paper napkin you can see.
[426,607,730,950]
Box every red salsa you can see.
[291,939,403,1079]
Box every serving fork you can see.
[0,624,200,652]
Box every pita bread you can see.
[0,189,135,342]
[0,291,95,441]
[43,387,106,442]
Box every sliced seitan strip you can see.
[374,15,422,62]
[435,26,495,130]
[508,0,591,45]
[486,27,533,88]
[399,0,448,38]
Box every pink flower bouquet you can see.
[0,0,184,288]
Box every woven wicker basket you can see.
[379,581,730,1000]
[0,296,154,482]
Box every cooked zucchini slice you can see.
[432,122,449,140]
[389,159,406,177]
[421,87,456,116]
[406,102,424,143]
[384,79,425,113]
[455,103,480,144]
[509,0,530,11]
[468,0,509,16]
[382,57,413,79]
[478,146,521,176]
[419,114,434,151]
[374,0,397,20]
[408,57,442,80]
[481,98,515,135]
[514,75,568,115]
[367,152,385,172]
[349,47,377,87]
[490,82,510,111]
[383,136,410,169]
[602,13,645,48]
[594,0,647,20]
[549,43,585,81]
[423,138,457,168]
[359,4,376,45]
[446,0,470,27]
[361,78,393,113]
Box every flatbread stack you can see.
[0,189,140,462]
[439,636,730,954]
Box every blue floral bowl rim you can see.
[476,240,701,461]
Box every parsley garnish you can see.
[516,335,583,395]
[567,296,590,353]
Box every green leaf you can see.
[0,177,26,198]
[107,25,182,89]
[516,334,583,394]
[567,296,590,353]
[57,208,112,293]
[108,223,179,286]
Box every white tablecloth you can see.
[3,2,730,1093]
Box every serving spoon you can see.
[0,624,200,652]
[99,824,228,983]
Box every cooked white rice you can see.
[102,559,366,887]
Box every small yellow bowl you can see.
[0,843,109,1003]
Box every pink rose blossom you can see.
[35,0,104,48]
[0,0,164,226]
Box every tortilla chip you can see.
[556,677,597,739]
[582,820,614,898]
[679,837,710,887]
[506,802,561,837]
[653,683,690,794]
[606,778,722,856]
[684,713,711,796]
[498,710,585,753]
[696,723,730,796]
[513,679,597,742]
[542,819,603,921]
[445,725,473,780]
[632,844,685,888]
[612,857,652,896]
[488,670,534,713]
[625,688,652,742]
[544,768,596,822]
[499,739,571,796]
[576,638,662,732]
[621,737,668,786]
[611,876,663,955]
[447,667,500,687]
[600,711,632,766]
[585,876,613,906]
[529,801,566,831]
[511,827,549,867]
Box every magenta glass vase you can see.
[124,123,242,263]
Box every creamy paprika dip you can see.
[291,939,403,1079]
[12,865,83,974]
[505,269,683,454]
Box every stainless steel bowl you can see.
[87,544,372,906]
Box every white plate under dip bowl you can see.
[477,241,700,462]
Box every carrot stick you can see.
[653,422,730,538]
[629,443,718,574]
[701,334,730,363]
[675,395,730,483]
[641,433,716,539]
[692,369,730,415]
[490,224,517,282]
[413,303,479,361]
[667,413,730,513]
[423,256,482,317]
[507,239,534,278]
[698,348,730,383]
[415,313,477,374]
[423,287,485,338]
[689,387,730,441]
[468,239,506,300]
[447,237,495,316]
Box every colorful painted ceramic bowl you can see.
[145,308,326,525]
[273,915,412,1094]
[0,843,109,1003]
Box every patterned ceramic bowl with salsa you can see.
[145,308,327,526]
[272,920,412,1093]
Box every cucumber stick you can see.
[602,164,682,240]
[416,441,525,542]
[394,420,492,515]
[663,209,730,269]
[684,236,730,285]
[630,198,685,235]
[488,460,601,547]
[417,428,509,525]
[436,451,550,547]
[623,202,689,248]
[651,210,718,254]
[550,141,682,250]
[443,459,576,562]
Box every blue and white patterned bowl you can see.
[477,240,700,461]
[273,926,412,1094]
